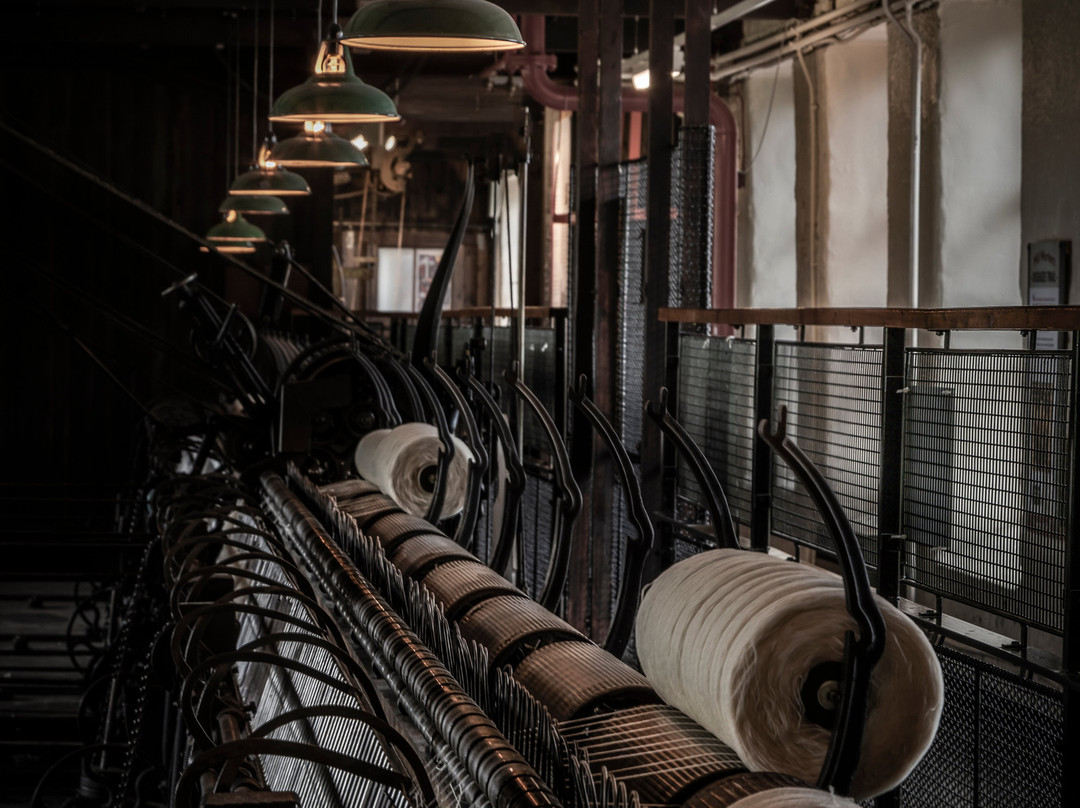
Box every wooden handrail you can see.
[659,306,1080,331]
[353,307,568,321]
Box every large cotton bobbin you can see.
[353,422,474,518]
[635,548,943,800]
[723,786,861,808]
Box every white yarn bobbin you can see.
[636,548,943,800]
[727,786,859,808]
[353,422,474,519]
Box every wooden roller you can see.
[457,595,583,668]
[421,559,525,620]
[513,640,660,721]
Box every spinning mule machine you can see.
[34,162,946,808]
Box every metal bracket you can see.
[569,374,655,658]
[506,361,581,609]
[758,405,887,794]
[645,386,740,550]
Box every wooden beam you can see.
[658,306,1080,331]
[354,306,566,319]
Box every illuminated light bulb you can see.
[270,24,399,124]
[351,133,369,151]
[384,134,397,152]
[631,69,682,91]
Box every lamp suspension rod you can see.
[224,37,231,186]
[268,0,275,132]
[252,0,260,161]
[234,16,241,184]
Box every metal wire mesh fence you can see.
[673,125,715,311]
[676,334,757,531]
[616,161,648,453]
[771,342,883,567]
[902,349,1073,632]
[898,646,1063,808]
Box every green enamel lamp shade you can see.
[229,165,311,196]
[342,0,525,52]
[200,242,256,254]
[269,122,369,168]
[270,26,399,124]
[218,194,290,215]
[207,211,267,243]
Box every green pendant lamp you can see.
[270,23,399,124]
[230,137,312,196]
[342,0,525,52]
[201,241,257,255]
[269,120,369,168]
[207,209,268,244]
[219,193,290,215]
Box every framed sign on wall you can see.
[1026,240,1071,350]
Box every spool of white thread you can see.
[353,422,474,518]
[727,787,858,808]
[635,548,943,800]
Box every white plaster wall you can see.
[493,170,522,311]
[741,61,797,308]
[820,26,890,310]
[938,0,1023,326]
[931,0,1026,591]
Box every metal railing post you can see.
[751,324,775,551]
[877,326,907,604]
[1062,330,1080,808]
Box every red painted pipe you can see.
[516,15,736,309]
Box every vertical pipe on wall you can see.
[883,0,923,315]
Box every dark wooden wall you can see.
[0,40,236,486]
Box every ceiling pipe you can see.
[507,15,736,310]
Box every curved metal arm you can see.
[458,361,527,576]
[376,353,425,424]
[412,160,475,370]
[569,375,654,658]
[168,278,270,407]
[351,346,402,427]
[273,337,398,429]
[423,355,487,546]
[757,405,887,794]
[645,387,740,550]
[506,361,581,609]
[402,363,452,523]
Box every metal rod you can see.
[876,326,906,603]
[750,324,775,550]
[516,111,531,463]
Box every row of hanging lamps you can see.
[208,0,527,251]
[229,0,311,198]
[342,0,525,52]
[207,13,268,252]
[223,6,292,216]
